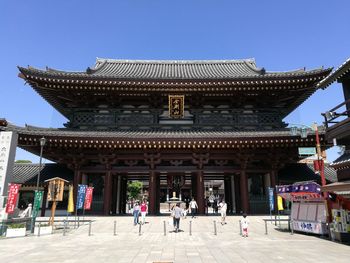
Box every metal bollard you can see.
[78,216,80,228]
[114,221,117,236]
[38,222,41,237]
[189,220,192,236]
[239,220,242,236]
[290,220,294,235]
[265,221,268,235]
[213,220,217,235]
[88,221,92,236]
[138,222,142,236]
[63,220,67,236]
[163,220,166,236]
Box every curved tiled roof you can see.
[5,123,299,139]
[19,58,329,81]
[12,163,73,185]
[279,163,337,183]
[331,151,350,168]
[317,58,350,89]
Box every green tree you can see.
[127,181,143,200]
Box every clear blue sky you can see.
[1,0,349,162]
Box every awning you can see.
[321,182,350,192]
[277,182,322,201]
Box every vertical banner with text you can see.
[5,183,21,214]
[84,187,94,210]
[67,185,74,213]
[77,184,87,210]
[0,131,18,210]
[33,190,44,218]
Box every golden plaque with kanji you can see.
[168,95,184,119]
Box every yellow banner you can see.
[67,185,74,213]
[277,196,284,211]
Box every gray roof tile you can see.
[12,163,73,185]
[19,58,329,81]
[4,124,311,140]
[317,58,350,89]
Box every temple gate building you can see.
[1,58,332,215]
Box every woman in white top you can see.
[189,198,198,218]
[219,200,227,225]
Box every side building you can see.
[319,58,350,183]
[1,58,332,215]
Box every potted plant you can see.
[6,223,26,238]
[34,223,53,236]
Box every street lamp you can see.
[289,123,327,188]
[31,137,46,233]
[36,137,46,190]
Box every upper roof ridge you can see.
[95,57,257,65]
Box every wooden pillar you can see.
[240,170,249,214]
[156,174,161,214]
[103,171,112,215]
[196,170,205,214]
[231,175,236,214]
[111,175,117,215]
[234,175,241,213]
[73,169,82,212]
[191,174,197,199]
[224,175,232,214]
[118,176,127,214]
[342,80,350,116]
[115,175,121,214]
[270,170,277,213]
[270,170,277,188]
[148,170,157,215]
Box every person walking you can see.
[189,197,198,218]
[140,200,148,225]
[241,213,249,237]
[219,199,227,225]
[133,202,140,226]
[173,203,183,232]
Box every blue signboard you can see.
[77,184,87,210]
[268,187,274,211]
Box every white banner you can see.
[0,131,18,210]
[292,220,328,235]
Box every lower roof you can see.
[12,163,73,185]
[1,123,323,150]
[278,163,337,183]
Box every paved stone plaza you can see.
[1,216,349,263]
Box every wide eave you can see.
[2,123,325,162]
[18,59,331,119]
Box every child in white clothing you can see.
[241,213,249,237]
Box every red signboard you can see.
[84,187,94,210]
[5,183,21,214]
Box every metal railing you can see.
[0,218,32,236]
[322,98,350,128]
[0,218,93,237]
